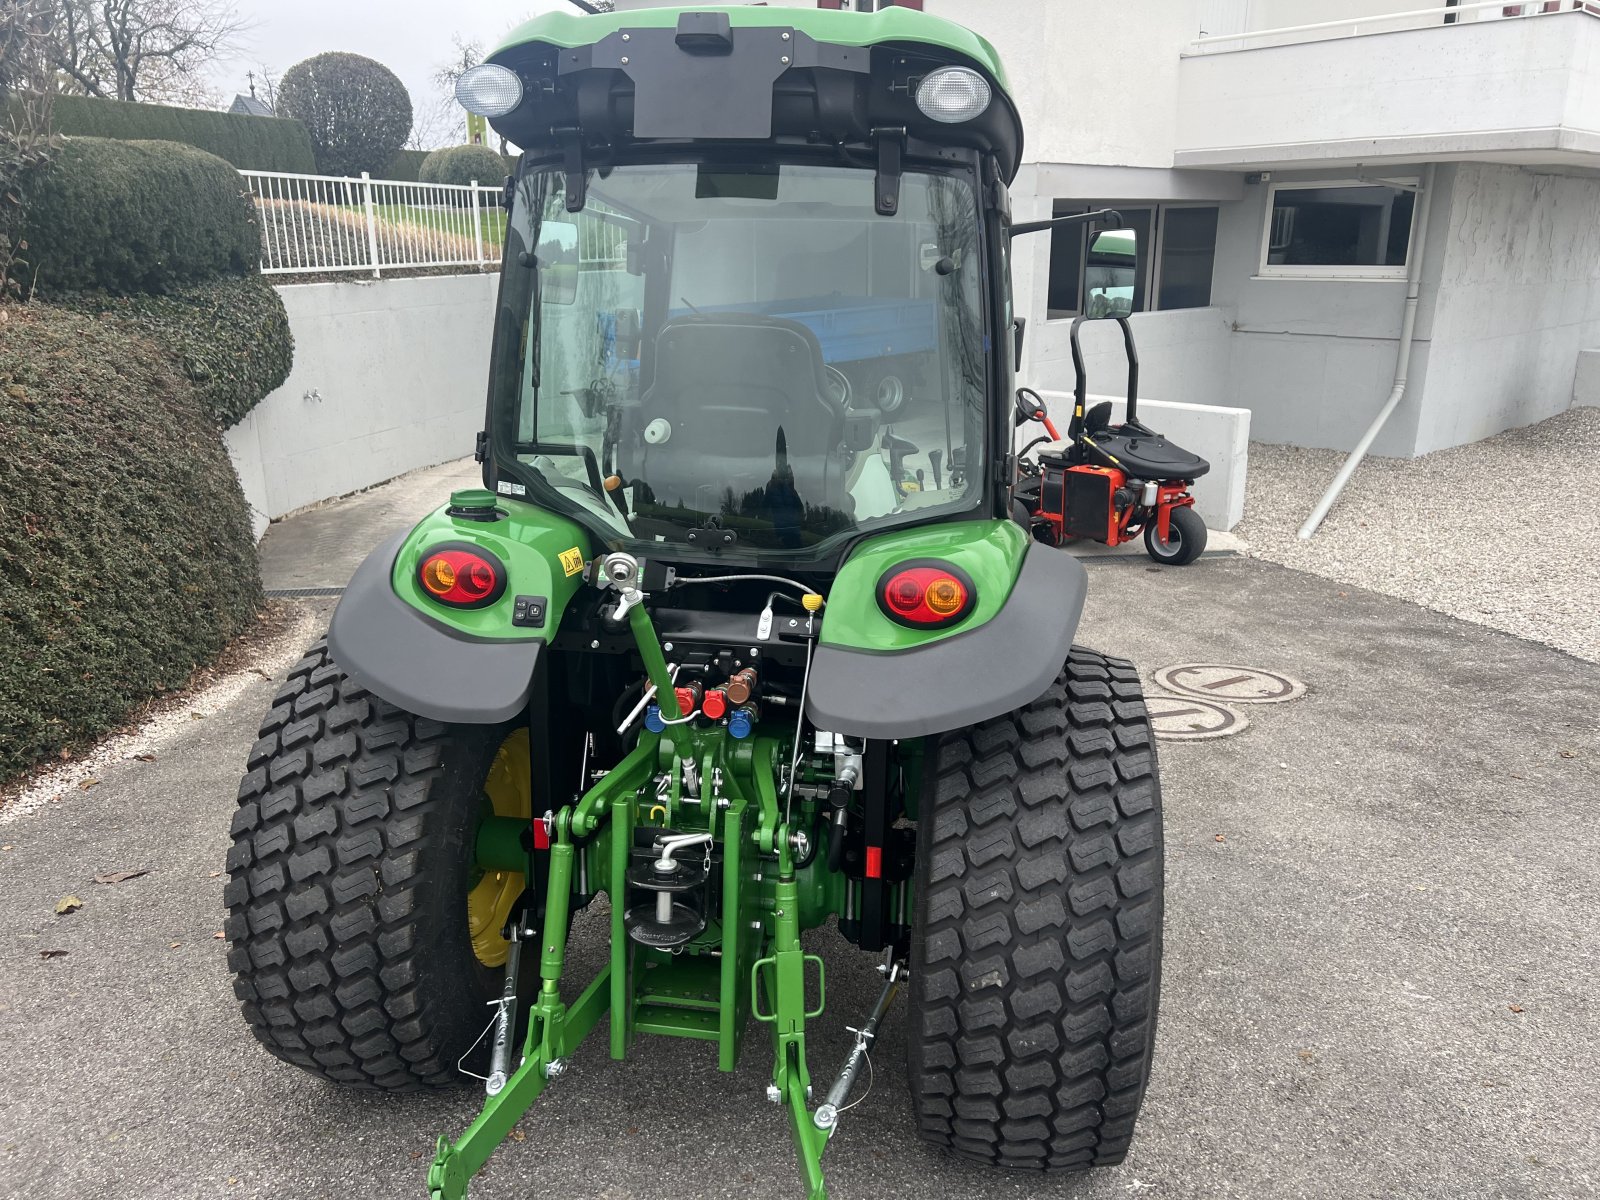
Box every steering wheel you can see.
[1014,387,1061,441]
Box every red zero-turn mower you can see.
[1016,314,1211,565]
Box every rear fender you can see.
[327,499,592,725]
[804,520,1086,739]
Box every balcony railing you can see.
[1186,0,1600,55]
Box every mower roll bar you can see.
[1070,314,1140,429]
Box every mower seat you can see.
[1085,425,1210,481]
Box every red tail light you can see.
[876,561,975,629]
[417,543,507,608]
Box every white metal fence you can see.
[240,169,505,277]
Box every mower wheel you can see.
[225,639,517,1090]
[1144,504,1206,566]
[908,647,1163,1170]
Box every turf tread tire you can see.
[226,639,505,1091]
[908,646,1163,1170]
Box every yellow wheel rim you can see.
[468,728,532,968]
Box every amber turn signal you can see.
[417,543,507,609]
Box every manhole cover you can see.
[1145,694,1248,741]
[1153,664,1306,705]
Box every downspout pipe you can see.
[1297,162,1437,540]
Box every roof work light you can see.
[914,66,991,124]
[456,64,524,118]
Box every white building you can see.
[907,0,1600,461]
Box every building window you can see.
[1259,180,1416,279]
[1047,203,1217,319]
[1047,204,1085,318]
[1157,207,1219,311]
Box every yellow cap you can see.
[801,592,824,612]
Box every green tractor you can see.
[224,6,1164,1198]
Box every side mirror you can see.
[1084,227,1138,319]
[537,220,580,306]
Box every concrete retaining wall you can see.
[227,274,497,539]
[1033,391,1251,531]
[1417,163,1600,451]
[1574,349,1600,407]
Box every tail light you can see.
[876,561,975,629]
[417,543,507,608]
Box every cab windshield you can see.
[490,161,987,561]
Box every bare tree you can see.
[50,0,248,105]
[405,104,456,152]
[415,34,481,152]
[249,62,277,110]
[2,0,59,299]
[433,33,482,96]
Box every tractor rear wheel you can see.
[224,639,531,1090]
[908,647,1163,1170]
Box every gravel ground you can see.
[1239,405,1600,663]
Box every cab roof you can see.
[493,6,1010,93]
[487,6,1022,179]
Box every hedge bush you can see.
[19,138,259,297]
[278,52,412,177]
[0,305,262,783]
[39,94,315,173]
[379,148,432,182]
[64,277,294,428]
[420,143,511,188]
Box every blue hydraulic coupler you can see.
[644,705,666,734]
[728,706,755,740]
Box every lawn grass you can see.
[370,203,506,245]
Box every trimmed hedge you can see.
[43,94,315,173]
[379,148,432,182]
[0,305,262,783]
[20,138,259,297]
[64,277,294,428]
[278,52,413,177]
[420,143,512,188]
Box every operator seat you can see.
[635,314,847,522]
[1082,423,1210,481]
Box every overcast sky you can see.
[207,0,572,145]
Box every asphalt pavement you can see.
[2,470,1597,1200]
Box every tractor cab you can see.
[469,4,1023,569]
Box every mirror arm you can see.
[874,126,906,217]
[1008,207,1124,239]
[558,127,587,213]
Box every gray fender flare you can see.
[803,542,1087,740]
[326,533,541,725]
